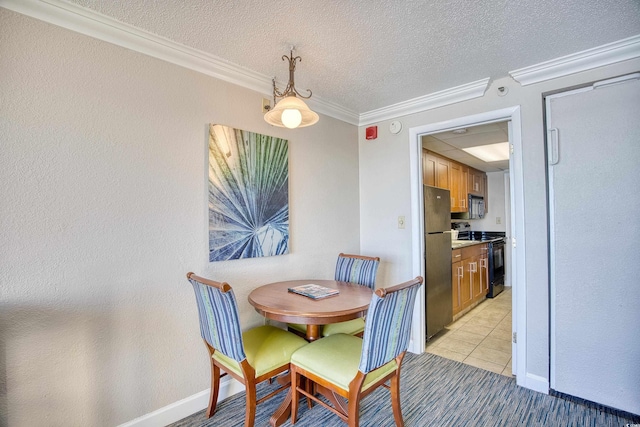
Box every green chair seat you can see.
[214,325,307,378]
[321,318,365,337]
[290,333,396,392]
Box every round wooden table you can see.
[248,279,373,342]
[248,279,373,427]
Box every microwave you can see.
[468,194,485,219]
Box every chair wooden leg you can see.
[290,366,299,424]
[347,372,366,427]
[245,381,257,427]
[206,360,220,418]
[390,374,404,427]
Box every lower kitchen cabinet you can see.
[452,243,490,319]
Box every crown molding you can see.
[510,34,640,86]
[4,0,637,127]
[358,78,490,126]
[0,0,360,125]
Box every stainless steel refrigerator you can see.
[424,185,453,340]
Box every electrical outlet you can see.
[496,217,502,224]
[398,216,405,229]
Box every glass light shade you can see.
[264,96,319,129]
[281,108,302,129]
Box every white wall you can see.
[359,58,640,386]
[0,9,359,426]
[471,171,507,232]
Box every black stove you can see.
[457,230,506,241]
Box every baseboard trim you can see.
[522,372,549,394]
[549,389,640,421]
[117,376,245,427]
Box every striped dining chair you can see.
[186,273,307,427]
[288,253,380,338]
[289,276,424,427]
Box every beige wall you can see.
[0,9,359,426]
[359,58,640,384]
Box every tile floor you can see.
[426,287,514,377]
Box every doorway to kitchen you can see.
[408,106,526,385]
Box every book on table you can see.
[288,284,340,300]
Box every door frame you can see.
[408,106,528,387]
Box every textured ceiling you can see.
[67,0,640,115]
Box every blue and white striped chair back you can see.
[358,277,422,374]
[188,276,246,362]
[334,254,380,289]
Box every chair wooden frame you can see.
[337,252,381,264]
[289,277,423,427]
[187,272,294,426]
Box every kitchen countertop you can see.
[451,238,504,249]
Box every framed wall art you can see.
[208,124,289,261]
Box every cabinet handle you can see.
[470,262,477,272]
[454,254,461,258]
[480,258,487,268]
[451,197,455,206]
[460,199,466,208]
[457,266,463,278]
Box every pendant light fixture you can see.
[264,49,319,129]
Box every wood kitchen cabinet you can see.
[436,157,450,189]
[422,149,487,215]
[450,162,468,213]
[422,150,437,187]
[480,243,489,295]
[452,242,490,319]
[452,249,462,315]
[469,167,484,195]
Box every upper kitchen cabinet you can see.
[422,149,486,214]
[422,150,437,187]
[450,162,468,213]
[422,150,450,190]
[469,167,488,213]
[436,157,451,189]
[469,168,485,195]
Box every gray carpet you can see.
[169,352,639,426]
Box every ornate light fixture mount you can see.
[264,49,319,129]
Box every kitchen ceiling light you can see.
[463,142,510,162]
[264,49,319,129]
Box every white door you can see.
[547,73,640,415]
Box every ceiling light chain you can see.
[272,49,312,102]
[264,47,319,129]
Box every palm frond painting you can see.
[208,124,289,261]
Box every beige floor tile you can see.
[448,329,486,346]
[475,310,509,322]
[501,360,514,377]
[488,327,512,341]
[468,346,511,366]
[480,307,510,318]
[427,346,468,362]
[458,323,493,337]
[479,336,512,354]
[436,337,477,356]
[462,357,505,375]
[469,316,501,328]
[445,318,468,330]
[495,319,512,331]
